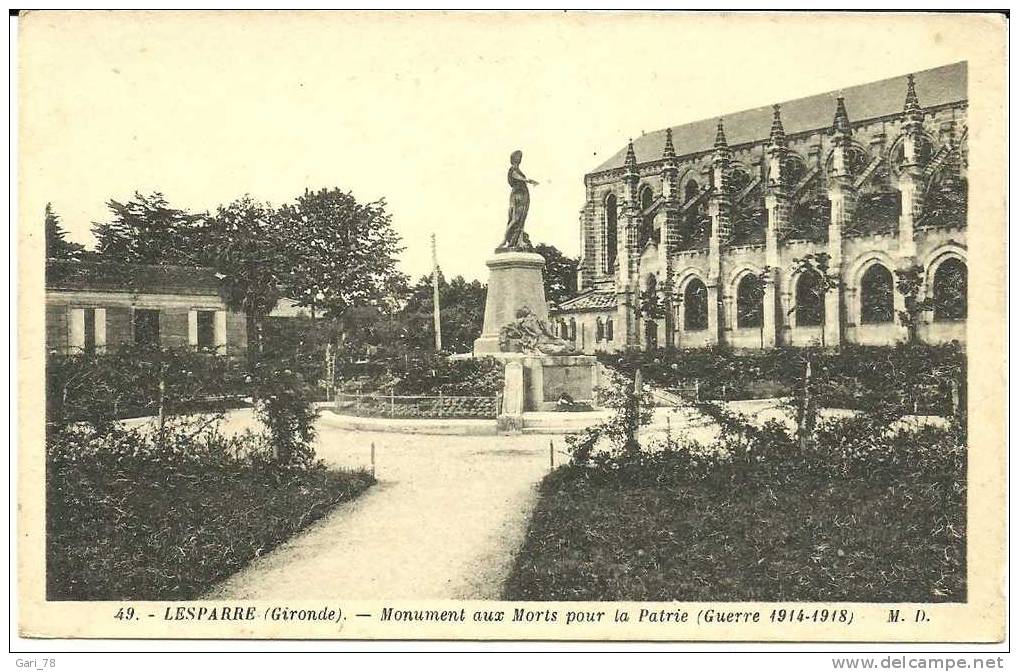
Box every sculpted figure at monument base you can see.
[498,306,575,355]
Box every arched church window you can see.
[782,154,807,190]
[736,274,764,328]
[569,318,577,341]
[595,317,604,342]
[605,194,618,273]
[684,179,699,203]
[638,186,656,248]
[795,270,824,327]
[933,258,967,321]
[860,264,894,324]
[605,318,614,341]
[683,279,708,331]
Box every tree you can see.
[92,192,203,265]
[790,252,840,348]
[397,272,487,355]
[534,243,578,306]
[894,264,934,344]
[743,266,772,349]
[200,196,286,360]
[276,188,407,320]
[44,203,84,261]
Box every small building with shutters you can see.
[45,260,247,359]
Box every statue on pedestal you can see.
[497,150,539,252]
[499,306,575,354]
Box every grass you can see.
[47,458,374,600]
[504,457,965,602]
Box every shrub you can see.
[46,344,247,432]
[567,364,654,465]
[602,342,965,418]
[250,364,319,468]
[46,421,374,600]
[389,354,504,396]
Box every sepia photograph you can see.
[14,9,1006,645]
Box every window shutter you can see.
[188,310,199,347]
[68,308,85,352]
[94,308,107,352]
[215,311,228,351]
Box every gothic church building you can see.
[553,62,967,353]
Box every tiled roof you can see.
[46,260,225,296]
[591,62,966,174]
[552,290,616,313]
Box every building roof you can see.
[552,289,616,314]
[591,62,967,174]
[46,260,226,296]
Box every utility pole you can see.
[431,233,442,352]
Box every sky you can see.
[19,11,984,282]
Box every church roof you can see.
[552,289,616,314]
[590,61,967,174]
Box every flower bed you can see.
[335,393,498,419]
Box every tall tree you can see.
[276,188,407,320]
[200,196,286,359]
[534,243,579,306]
[44,203,84,261]
[92,192,202,265]
[397,272,486,355]
[790,252,840,348]
[894,264,934,344]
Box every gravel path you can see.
[206,412,560,600]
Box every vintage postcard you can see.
[15,10,1007,643]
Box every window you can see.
[595,317,604,342]
[684,179,699,203]
[860,264,894,324]
[569,318,577,341]
[736,274,764,328]
[795,271,824,327]
[605,318,614,341]
[134,309,160,346]
[933,258,967,321]
[638,186,655,248]
[644,319,658,349]
[197,310,216,349]
[605,194,618,273]
[69,307,106,355]
[683,279,708,331]
[83,308,96,355]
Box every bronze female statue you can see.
[498,150,539,252]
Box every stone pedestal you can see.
[473,252,548,354]
[497,359,525,432]
[492,352,600,433]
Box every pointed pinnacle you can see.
[904,73,923,121]
[662,128,676,161]
[831,96,852,137]
[713,119,728,149]
[769,104,786,148]
[624,138,637,170]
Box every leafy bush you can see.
[507,410,966,602]
[604,342,965,417]
[46,420,374,600]
[567,365,654,465]
[250,364,319,468]
[389,354,504,396]
[46,344,247,432]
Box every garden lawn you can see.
[505,465,964,602]
[47,460,374,600]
